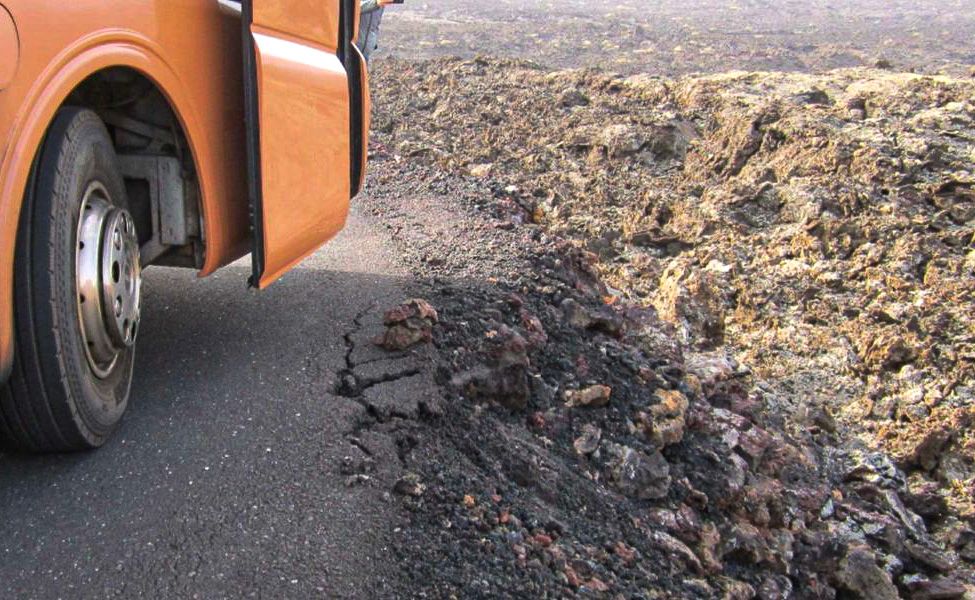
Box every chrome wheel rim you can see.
[76,182,142,379]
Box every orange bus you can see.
[0,0,370,451]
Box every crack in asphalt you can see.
[351,352,411,367]
[332,304,430,469]
[359,369,423,394]
[344,306,375,369]
[334,304,422,400]
[333,305,375,398]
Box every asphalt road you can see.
[0,206,420,599]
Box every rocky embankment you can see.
[362,58,975,597]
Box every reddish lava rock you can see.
[375,298,439,351]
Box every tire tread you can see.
[0,108,130,452]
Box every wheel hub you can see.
[76,182,141,379]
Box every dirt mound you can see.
[367,57,975,596]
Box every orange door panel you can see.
[253,0,340,50]
[243,0,351,288]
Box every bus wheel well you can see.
[65,67,204,269]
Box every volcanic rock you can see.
[376,299,439,351]
[605,443,671,500]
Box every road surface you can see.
[0,206,422,598]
